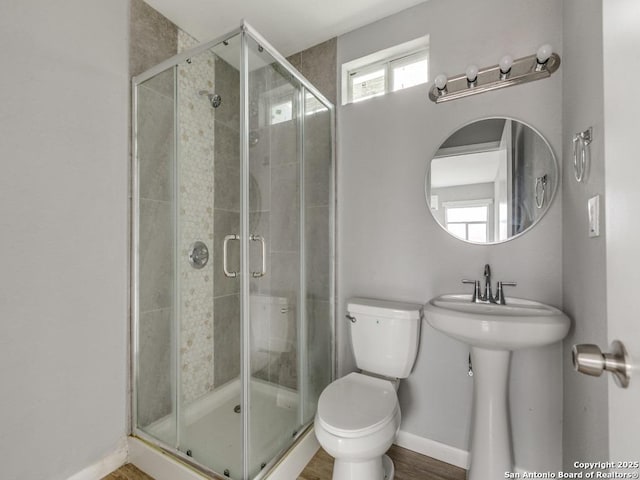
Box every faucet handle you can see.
[462,279,481,303]
[494,281,517,305]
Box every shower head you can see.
[198,90,222,108]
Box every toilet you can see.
[314,298,423,480]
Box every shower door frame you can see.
[131,21,336,480]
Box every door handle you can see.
[250,234,266,278]
[572,340,632,388]
[223,234,239,278]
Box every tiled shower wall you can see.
[130,0,177,427]
[177,31,216,403]
[212,56,242,387]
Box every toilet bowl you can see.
[315,372,401,479]
[314,298,422,480]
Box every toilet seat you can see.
[317,372,399,438]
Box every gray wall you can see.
[0,1,129,478]
[561,0,609,470]
[337,0,564,471]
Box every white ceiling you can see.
[144,0,428,57]
[431,151,503,189]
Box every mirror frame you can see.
[424,116,559,245]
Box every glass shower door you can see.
[301,87,334,424]
[135,65,178,449]
[171,32,244,478]
[245,33,303,478]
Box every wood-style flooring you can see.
[104,445,466,480]
[298,446,466,480]
[101,463,154,480]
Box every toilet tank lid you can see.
[347,297,423,320]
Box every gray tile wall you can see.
[130,0,177,78]
[176,31,217,404]
[287,38,337,105]
[130,0,178,429]
[213,57,241,387]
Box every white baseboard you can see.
[67,437,128,480]
[395,432,533,474]
[395,430,469,469]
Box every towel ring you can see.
[573,128,592,183]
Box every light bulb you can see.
[466,64,479,84]
[434,73,448,90]
[536,44,553,64]
[499,55,513,74]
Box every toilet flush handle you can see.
[346,314,356,323]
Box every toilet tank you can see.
[348,298,423,378]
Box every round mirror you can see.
[425,118,557,244]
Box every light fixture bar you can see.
[428,51,560,103]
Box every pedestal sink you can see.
[424,294,570,480]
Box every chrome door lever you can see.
[223,234,239,278]
[250,234,266,278]
[572,340,632,388]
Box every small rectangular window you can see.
[391,51,429,92]
[350,67,386,103]
[444,199,492,242]
[342,36,429,105]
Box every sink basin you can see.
[425,293,570,350]
[424,293,571,480]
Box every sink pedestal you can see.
[424,294,571,480]
[468,347,513,480]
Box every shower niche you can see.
[132,23,334,479]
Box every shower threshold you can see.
[130,425,319,480]
[142,378,308,479]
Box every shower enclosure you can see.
[132,23,334,479]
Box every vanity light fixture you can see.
[535,44,553,71]
[499,55,513,79]
[429,43,560,103]
[434,73,448,95]
[466,64,479,87]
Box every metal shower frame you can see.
[131,21,336,480]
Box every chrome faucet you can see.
[482,264,493,302]
[462,264,517,305]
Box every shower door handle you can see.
[223,234,239,278]
[250,234,266,278]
